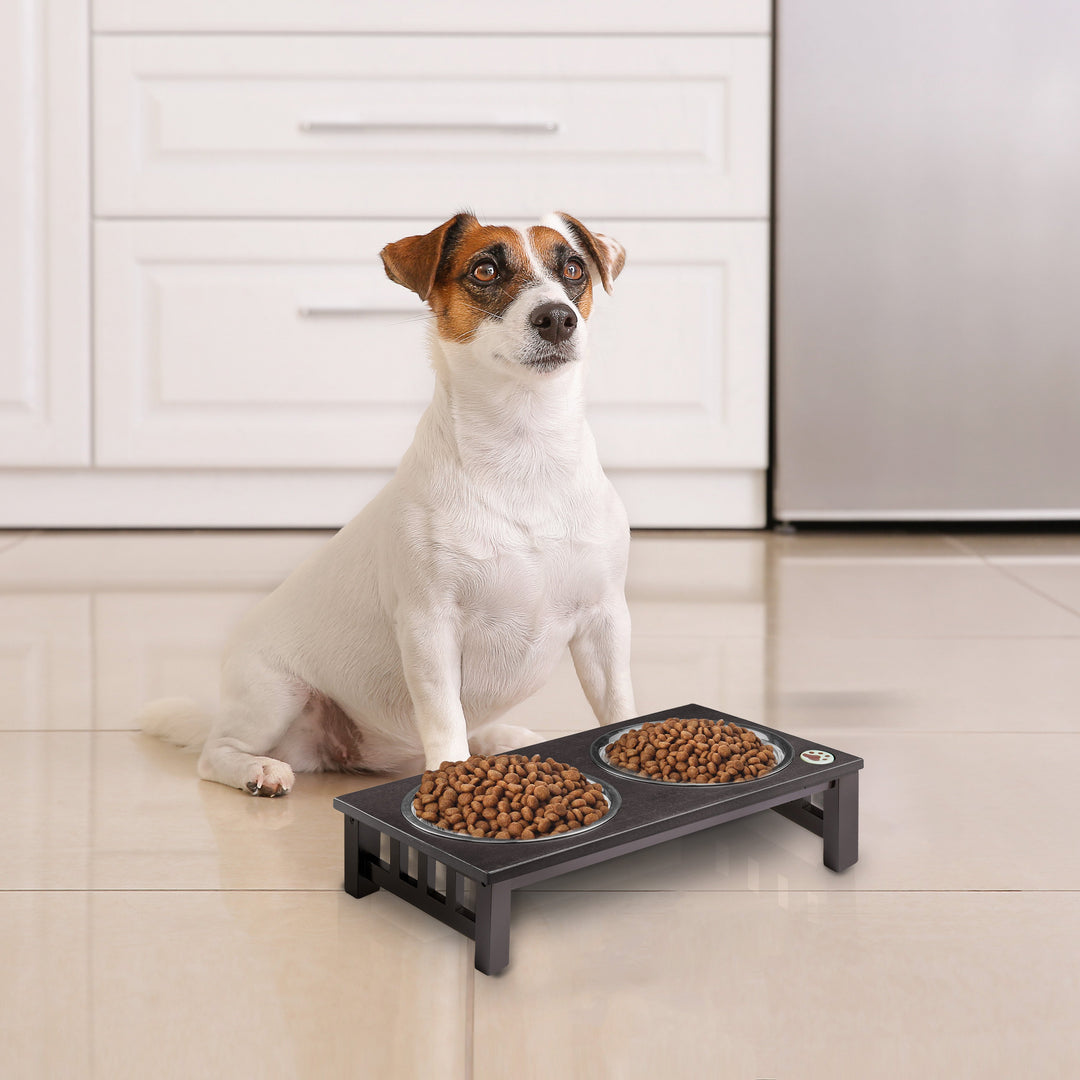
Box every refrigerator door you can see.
[774,0,1080,520]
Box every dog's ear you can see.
[554,213,626,294]
[380,213,477,302]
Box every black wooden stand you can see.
[334,704,863,976]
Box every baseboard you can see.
[0,468,766,529]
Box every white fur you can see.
[139,219,636,795]
[139,697,210,751]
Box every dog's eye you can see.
[563,259,585,282]
[471,261,497,283]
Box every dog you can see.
[140,211,636,795]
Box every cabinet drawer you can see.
[94,220,767,470]
[94,36,770,220]
[93,0,770,33]
[94,221,435,468]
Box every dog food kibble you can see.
[412,754,610,839]
[605,718,777,784]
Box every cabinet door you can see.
[93,221,435,468]
[94,220,768,469]
[0,0,89,464]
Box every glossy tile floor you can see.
[3,529,1079,1078]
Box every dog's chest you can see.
[450,535,610,709]
[457,534,601,630]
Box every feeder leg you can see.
[823,772,859,872]
[473,882,512,975]
[344,817,380,898]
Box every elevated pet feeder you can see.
[334,703,863,975]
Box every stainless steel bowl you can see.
[402,772,622,843]
[591,720,792,787]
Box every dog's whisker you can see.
[461,300,503,321]
[384,312,439,328]
[493,284,518,308]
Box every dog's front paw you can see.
[244,757,295,797]
[469,723,540,758]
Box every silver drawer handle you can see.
[298,119,559,135]
[298,305,411,318]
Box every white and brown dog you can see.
[141,212,636,795]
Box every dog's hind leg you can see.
[197,653,311,796]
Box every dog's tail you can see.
[138,697,212,752]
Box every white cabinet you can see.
[0,0,90,465]
[0,5,772,527]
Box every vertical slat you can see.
[417,851,431,894]
[445,867,469,914]
[388,837,402,878]
[357,822,382,863]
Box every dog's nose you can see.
[530,301,578,344]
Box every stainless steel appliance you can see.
[774,0,1080,521]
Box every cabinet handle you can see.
[298,305,410,318]
[298,119,559,135]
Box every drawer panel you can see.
[94,221,435,467]
[92,0,770,33]
[94,220,768,470]
[94,36,770,219]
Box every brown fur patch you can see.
[529,225,595,319]
[380,213,476,302]
[426,223,534,343]
[555,212,626,294]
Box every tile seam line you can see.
[985,562,1080,622]
[528,887,1080,893]
[0,531,38,556]
[5,626,1078,641]
[4,887,1079,894]
[464,946,475,1080]
[10,725,1080,734]
[947,530,1080,617]
[760,634,1080,641]
[7,728,1080,736]
[942,534,977,557]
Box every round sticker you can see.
[800,749,834,765]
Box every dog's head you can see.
[380,212,625,377]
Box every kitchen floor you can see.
[3,528,1078,1079]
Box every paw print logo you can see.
[800,749,835,765]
